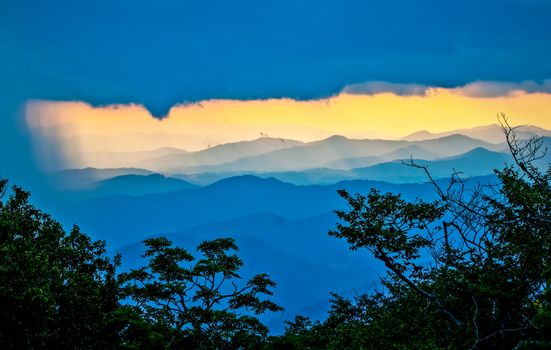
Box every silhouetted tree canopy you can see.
[0,181,281,349]
[0,180,123,348]
[120,236,282,349]
[276,117,551,349]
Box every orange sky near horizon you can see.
[24,87,551,168]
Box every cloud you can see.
[342,82,430,96]
[451,80,551,98]
[341,80,551,98]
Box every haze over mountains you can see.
[77,147,189,169]
[49,124,551,190]
[115,211,387,331]
[50,175,452,331]
[140,137,304,172]
[39,124,550,330]
[171,134,504,174]
[53,123,548,176]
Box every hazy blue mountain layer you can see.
[65,175,490,332]
[53,175,451,246]
[116,211,386,333]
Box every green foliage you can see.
[274,125,551,349]
[0,181,123,348]
[0,180,281,349]
[275,286,456,350]
[120,236,282,349]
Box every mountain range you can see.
[57,124,551,174]
[116,211,385,333]
[138,137,303,172]
[53,175,450,246]
[151,134,505,174]
[50,174,495,331]
[38,124,551,331]
[174,147,516,185]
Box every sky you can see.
[1,0,551,184]
[25,87,551,168]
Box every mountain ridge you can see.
[171,134,503,174]
[402,124,551,143]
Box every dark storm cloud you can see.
[2,0,551,116]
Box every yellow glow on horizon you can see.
[25,88,551,168]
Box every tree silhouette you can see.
[0,180,281,349]
[0,180,124,348]
[279,117,551,349]
[121,236,282,349]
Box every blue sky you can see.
[1,0,550,185]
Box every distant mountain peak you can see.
[210,174,288,187]
[323,135,350,142]
[253,136,302,144]
[465,146,499,154]
[152,146,188,153]
[438,147,508,161]
[437,133,476,141]
[403,131,477,142]
[401,130,434,141]
[402,124,551,144]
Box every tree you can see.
[277,116,551,349]
[0,179,282,349]
[0,180,124,348]
[120,236,282,349]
